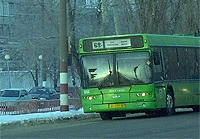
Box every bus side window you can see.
[153,51,160,65]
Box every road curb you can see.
[0,113,100,131]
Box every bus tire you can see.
[192,105,200,112]
[164,89,175,116]
[145,111,160,117]
[100,112,113,120]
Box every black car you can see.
[28,87,60,100]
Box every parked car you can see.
[0,88,29,101]
[0,89,3,96]
[55,87,60,93]
[28,87,60,100]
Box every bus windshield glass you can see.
[81,52,152,88]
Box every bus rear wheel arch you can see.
[156,87,175,116]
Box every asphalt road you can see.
[1,111,199,139]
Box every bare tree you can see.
[4,0,199,88]
[101,0,110,35]
[183,0,199,34]
[134,0,169,33]
[11,0,60,87]
[133,0,199,34]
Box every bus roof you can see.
[80,34,199,47]
[145,34,199,47]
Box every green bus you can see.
[78,34,200,120]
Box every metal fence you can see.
[0,98,82,115]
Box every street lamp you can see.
[39,55,43,87]
[5,54,11,88]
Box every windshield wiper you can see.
[133,64,139,79]
[108,60,112,75]
[133,64,147,84]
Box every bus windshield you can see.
[81,52,152,88]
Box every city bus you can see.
[78,34,200,120]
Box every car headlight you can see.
[39,97,47,100]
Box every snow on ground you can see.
[0,108,193,126]
[0,108,95,125]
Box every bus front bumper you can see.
[83,101,157,113]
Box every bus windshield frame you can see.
[81,51,153,88]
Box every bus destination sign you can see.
[105,39,131,48]
[92,39,131,50]
[83,36,143,52]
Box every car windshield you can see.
[29,88,50,94]
[81,51,152,88]
[1,90,20,97]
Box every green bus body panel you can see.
[83,102,156,113]
[82,80,200,113]
[101,87,130,104]
[154,80,200,109]
[154,83,167,109]
[129,84,155,102]
[81,88,102,105]
[81,84,157,113]
[171,80,199,106]
[145,34,199,47]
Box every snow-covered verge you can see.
[0,108,193,130]
[0,108,100,130]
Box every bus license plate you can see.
[109,103,125,108]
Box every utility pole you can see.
[59,0,69,111]
[41,0,47,87]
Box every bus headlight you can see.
[136,92,151,97]
[88,96,93,100]
[87,96,97,101]
[142,93,146,97]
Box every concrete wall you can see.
[0,71,81,91]
[0,71,51,91]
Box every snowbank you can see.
[0,108,100,129]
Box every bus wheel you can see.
[100,112,113,120]
[165,90,175,116]
[192,105,200,112]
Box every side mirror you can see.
[67,53,72,66]
[153,51,160,65]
